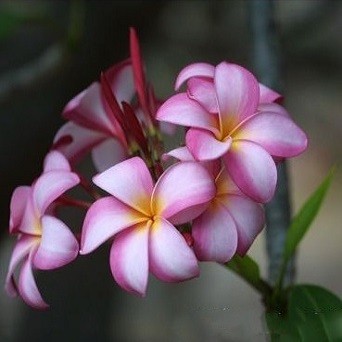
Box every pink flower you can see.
[192,167,264,262]
[80,157,216,296]
[157,62,308,203]
[164,146,264,263]
[54,29,175,173]
[174,62,283,105]
[54,60,133,172]
[5,151,80,309]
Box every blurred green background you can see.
[0,1,341,341]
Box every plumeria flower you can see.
[164,146,264,263]
[80,157,216,296]
[54,29,175,173]
[156,62,308,203]
[54,60,133,172]
[5,151,80,309]
[192,167,264,263]
[174,62,283,106]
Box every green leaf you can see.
[266,285,342,341]
[266,312,301,341]
[226,254,260,284]
[277,169,334,288]
[225,254,272,297]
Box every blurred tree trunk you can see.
[248,0,294,285]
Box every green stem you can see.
[224,255,274,308]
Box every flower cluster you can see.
[5,28,307,308]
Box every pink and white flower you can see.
[5,151,80,309]
[164,146,264,263]
[80,157,216,296]
[192,167,264,262]
[157,62,308,203]
[174,62,282,105]
[54,60,133,172]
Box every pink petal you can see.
[18,195,41,235]
[43,150,71,172]
[187,77,218,113]
[33,215,78,270]
[33,170,80,214]
[54,122,108,165]
[5,235,39,297]
[204,159,223,179]
[149,218,199,282]
[62,88,86,116]
[9,186,31,233]
[224,140,277,203]
[163,147,221,180]
[105,59,135,104]
[93,157,153,215]
[91,138,127,172]
[63,83,116,136]
[18,250,49,309]
[110,223,150,296]
[215,167,243,197]
[175,62,215,90]
[257,103,290,117]
[192,201,238,263]
[152,162,216,220]
[186,128,232,161]
[214,62,259,134]
[167,202,210,226]
[156,93,220,135]
[80,196,146,254]
[234,112,308,157]
[259,83,282,104]
[220,195,265,255]
[162,146,195,162]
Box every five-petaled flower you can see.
[5,151,80,309]
[156,62,308,203]
[164,146,264,263]
[80,157,216,296]
[192,166,264,262]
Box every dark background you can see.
[0,1,341,341]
